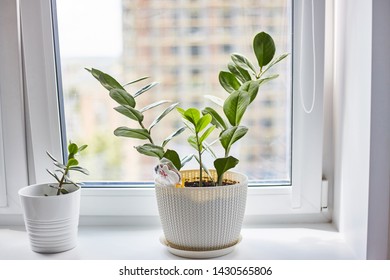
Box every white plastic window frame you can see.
[0,0,327,221]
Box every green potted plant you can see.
[88,31,287,258]
[18,142,89,253]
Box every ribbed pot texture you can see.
[155,170,248,251]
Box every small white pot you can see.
[155,170,248,252]
[18,183,80,253]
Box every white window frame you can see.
[0,0,328,222]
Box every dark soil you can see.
[184,179,238,187]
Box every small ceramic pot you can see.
[18,183,80,253]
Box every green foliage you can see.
[87,68,184,170]
[177,107,215,187]
[46,142,89,195]
[86,31,287,186]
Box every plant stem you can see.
[196,133,203,187]
[139,121,155,145]
[57,166,69,195]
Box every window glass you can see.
[56,0,292,184]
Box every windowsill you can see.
[0,223,356,259]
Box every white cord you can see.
[299,0,316,114]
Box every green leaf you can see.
[219,71,241,93]
[187,136,199,151]
[140,100,171,113]
[183,108,201,126]
[204,95,224,107]
[194,155,214,181]
[199,125,215,144]
[202,140,217,159]
[135,144,165,159]
[122,76,149,87]
[134,82,159,98]
[86,68,124,91]
[231,53,257,74]
[68,143,78,155]
[253,32,276,68]
[78,145,88,152]
[60,188,69,195]
[258,74,279,87]
[53,161,67,170]
[163,149,181,171]
[67,158,79,166]
[214,156,239,185]
[202,107,227,130]
[162,126,186,148]
[181,154,194,169]
[196,114,212,133]
[109,88,136,108]
[240,80,260,103]
[262,53,289,75]
[149,102,179,131]
[114,105,144,122]
[220,126,248,154]
[46,169,60,183]
[69,166,90,175]
[223,90,251,126]
[114,127,150,140]
[228,62,252,83]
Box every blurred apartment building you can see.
[61,0,291,182]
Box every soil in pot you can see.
[183,178,238,187]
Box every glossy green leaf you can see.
[214,156,239,185]
[163,149,181,171]
[239,80,260,103]
[162,126,186,148]
[78,145,88,152]
[67,158,79,166]
[231,53,257,74]
[122,76,149,87]
[196,114,212,133]
[202,141,217,159]
[220,126,248,154]
[253,32,276,68]
[223,90,251,126]
[140,100,171,113]
[181,154,194,169]
[69,166,90,175]
[134,82,159,98]
[219,71,241,93]
[183,108,201,126]
[68,143,78,155]
[149,102,179,131]
[187,136,199,151]
[86,68,124,91]
[135,144,165,159]
[114,105,144,122]
[199,125,215,145]
[114,127,150,140]
[204,95,224,107]
[109,88,136,108]
[227,62,252,83]
[60,188,69,195]
[262,53,289,75]
[258,74,279,87]
[202,107,227,130]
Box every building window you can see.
[55,0,292,185]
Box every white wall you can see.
[333,0,390,259]
[333,0,373,259]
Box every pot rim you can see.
[18,183,80,198]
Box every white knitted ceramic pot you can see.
[155,169,248,251]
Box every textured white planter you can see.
[155,170,248,253]
[18,183,80,253]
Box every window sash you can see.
[1,0,327,220]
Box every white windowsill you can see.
[0,223,356,260]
